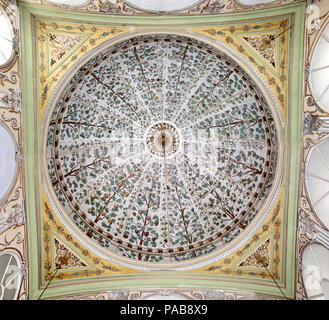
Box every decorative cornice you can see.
[52,287,282,300]
[22,0,303,15]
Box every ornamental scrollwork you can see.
[303,114,329,134]
[55,288,281,300]
[1,111,19,130]
[0,201,25,235]
[0,232,24,250]
[0,71,18,86]
[98,0,302,15]
[107,290,129,300]
[0,88,21,113]
[304,132,329,150]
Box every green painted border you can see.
[19,1,306,300]
[281,1,306,299]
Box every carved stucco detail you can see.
[0,88,21,113]
[0,201,25,234]
[53,288,282,300]
[0,0,27,300]
[96,0,302,15]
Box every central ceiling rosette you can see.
[145,122,181,158]
[45,34,278,265]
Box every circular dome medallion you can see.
[145,122,180,158]
[45,34,279,266]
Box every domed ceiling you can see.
[17,0,306,299]
[46,34,278,264]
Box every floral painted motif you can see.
[54,238,86,269]
[239,239,270,268]
[47,32,85,70]
[46,34,278,264]
[243,35,276,67]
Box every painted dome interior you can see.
[46,34,278,265]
